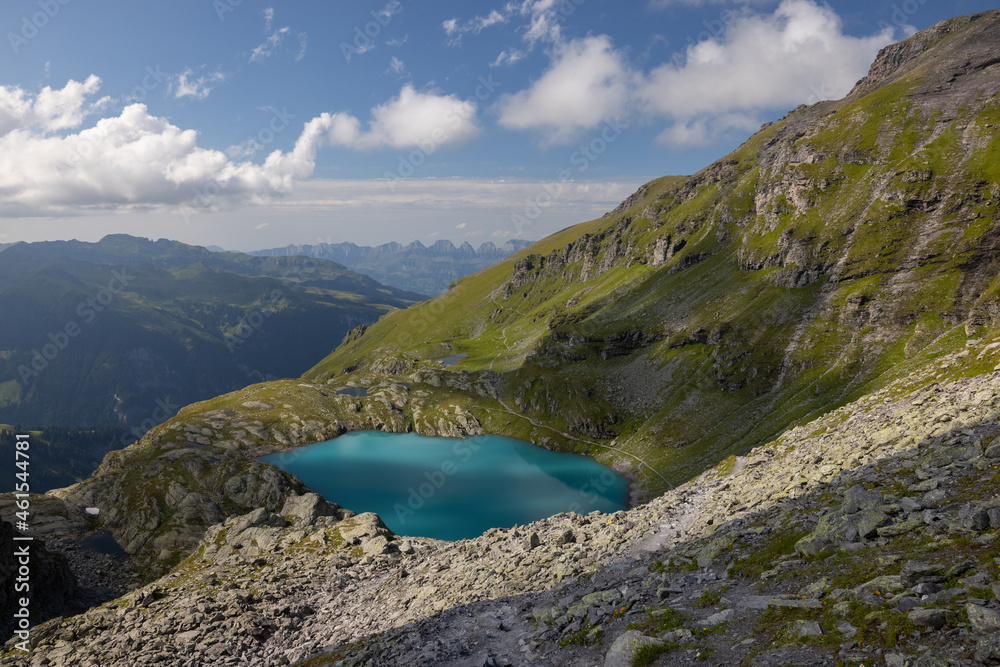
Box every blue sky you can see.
[0,0,994,250]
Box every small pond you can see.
[436,352,468,368]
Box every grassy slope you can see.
[300,20,1000,494]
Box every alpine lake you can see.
[260,430,628,541]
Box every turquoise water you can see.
[260,431,628,541]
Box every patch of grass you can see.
[558,622,600,647]
[729,529,810,579]
[695,590,722,608]
[631,641,679,666]
[853,607,917,649]
[754,606,841,650]
[691,622,727,639]
[628,607,689,635]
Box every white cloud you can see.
[497,0,895,147]
[295,33,308,61]
[446,0,568,62]
[638,0,893,144]
[262,7,274,31]
[301,84,480,152]
[497,35,630,145]
[649,0,754,7]
[1,177,643,247]
[255,222,270,229]
[375,1,402,23]
[386,56,406,75]
[0,75,105,135]
[491,49,525,67]
[171,69,226,100]
[456,222,467,229]
[251,26,290,62]
[442,9,508,41]
[0,79,484,216]
[519,0,563,46]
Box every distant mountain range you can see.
[0,234,423,431]
[246,239,533,296]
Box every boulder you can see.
[900,560,946,586]
[280,493,345,526]
[908,608,947,630]
[339,513,395,544]
[842,485,883,514]
[958,504,991,531]
[704,609,734,626]
[791,620,823,638]
[604,631,666,667]
[977,632,1000,665]
[229,508,288,536]
[968,604,1000,632]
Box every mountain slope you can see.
[305,10,1000,492]
[248,238,532,296]
[0,235,424,430]
[15,317,1000,665]
[31,11,1000,578]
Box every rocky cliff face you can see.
[0,520,82,646]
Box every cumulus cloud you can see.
[498,0,894,146]
[497,35,630,145]
[0,75,107,135]
[171,69,226,100]
[0,80,482,215]
[302,84,480,151]
[638,0,892,133]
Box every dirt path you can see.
[628,456,745,556]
